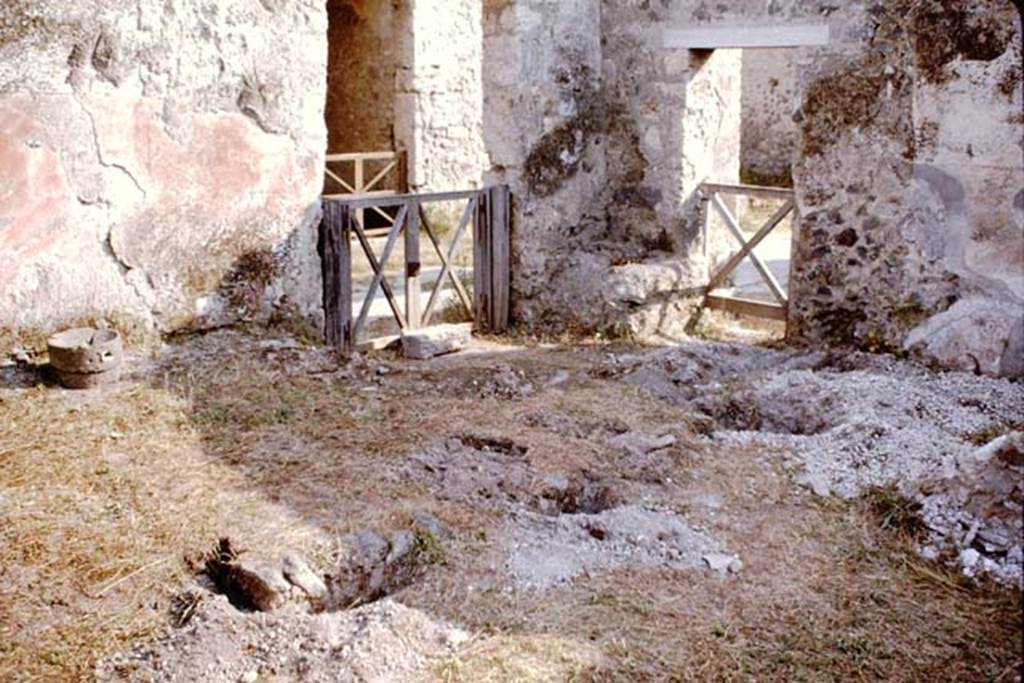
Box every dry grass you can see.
[1,330,1020,681]
[0,383,322,679]
[412,464,1022,682]
[429,635,605,682]
[0,345,349,680]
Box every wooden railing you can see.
[699,182,796,322]
[319,186,511,352]
[323,151,406,198]
[323,151,407,238]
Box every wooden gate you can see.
[319,186,511,352]
[699,182,796,322]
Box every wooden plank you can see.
[405,200,422,330]
[367,205,397,225]
[353,157,365,194]
[712,196,790,305]
[474,190,491,328]
[489,186,511,333]
[716,196,786,305]
[337,205,354,352]
[318,202,343,347]
[700,193,712,269]
[354,157,365,234]
[325,151,399,162]
[398,151,409,193]
[322,190,402,200]
[700,182,795,201]
[353,205,408,338]
[784,206,800,340]
[324,168,356,194]
[664,23,830,49]
[363,226,396,239]
[421,199,475,323]
[362,160,398,193]
[337,189,482,209]
[705,295,788,322]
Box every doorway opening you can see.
[690,46,801,344]
[325,0,399,158]
[321,1,491,346]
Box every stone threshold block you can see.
[401,323,473,360]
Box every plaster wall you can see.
[397,0,486,192]
[0,0,328,341]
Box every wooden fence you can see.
[319,186,511,352]
[699,182,796,322]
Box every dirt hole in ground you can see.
[455,434,528,456]
[202,538,285,613]
[323,530,437,611]
[536,473,625,517]
[199,521,450,616]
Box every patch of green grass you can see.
[412,530,447,566]
[862,485,927,540]
[265,305,325,346]
[965,423,1009,447]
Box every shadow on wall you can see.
[324,0,399,156]
[0,210,327,363]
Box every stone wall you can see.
[483,1,750,335]
[490,0,1022,374]
[788,0,1023,376]
[741,48,799,186]
[0,0,328,342]
[325,0,398,154]
[482,0,608,329]
[2,0,1019,376]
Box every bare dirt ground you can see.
[1,325,1021,681]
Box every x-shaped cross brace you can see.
[705,193,794,305]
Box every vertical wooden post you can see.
[488,186,511,333]
[339,204,354,351]
[405,199,422,330]
[472,186,511,333]
[318,200,353,352]
[701,191,713,282]
[354,158,365,235]
[398,150,409,193]
[785,202,798,338]
[473,190,491,329]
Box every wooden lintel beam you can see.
[664,23,830,49]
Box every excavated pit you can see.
[535,472,624,516]
[199,513,453,619]
[403,434,732,589]
[609,342,1024,583]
